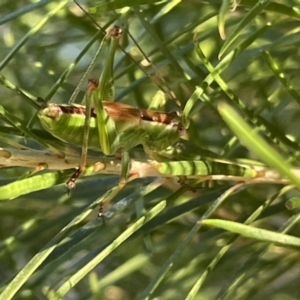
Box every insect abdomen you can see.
[38,104,100,149]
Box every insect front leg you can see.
[66,80,96,189]
[67,26,122,191]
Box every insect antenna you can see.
[73,0,180,110]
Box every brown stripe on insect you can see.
[139,109,185,136]
[59,105,90,116]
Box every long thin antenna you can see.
[73,0,179,106]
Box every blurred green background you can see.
[0,1,300,299]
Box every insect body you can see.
[38,101,186,158]
[37,25,259,194]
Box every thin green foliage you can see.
[0,1,300,300]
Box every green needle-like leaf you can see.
[218,103,300,190]
[201,219,300,248]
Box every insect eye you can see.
[169,119,186,136]
[178,125,186,136]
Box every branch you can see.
[0,147,296,185]
[0,147,160,177]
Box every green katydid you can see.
[38,26,187,191]
[36,25,261,215]
[39,94,185,164]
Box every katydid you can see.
[38,25,186,194]
[37,25,261,213]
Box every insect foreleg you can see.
[67,27,124,191]
[67,80,95,189]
